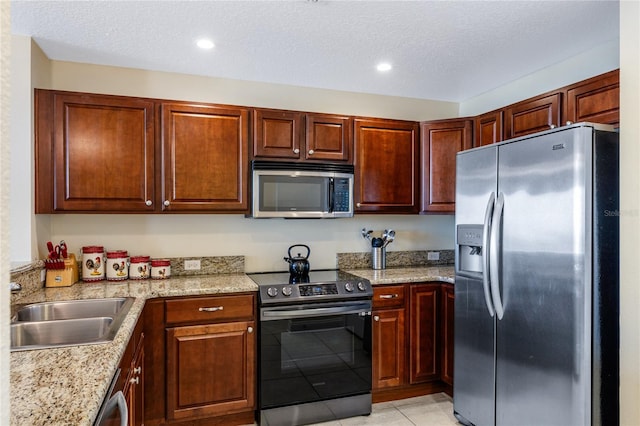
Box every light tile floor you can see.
[253,393,459,426]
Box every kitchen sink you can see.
[10,297,135,351]
[13,297,133,322]
[11,317,114,350]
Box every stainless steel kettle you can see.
[284,244,311,276]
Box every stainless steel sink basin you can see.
[10,297,135,351]
[13,297,133,322]
[11,317,114,350]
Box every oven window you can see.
[260,313,372,409]
[259,175,330,212]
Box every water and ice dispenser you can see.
[456,224,484,274]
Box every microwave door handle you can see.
[328,177,335,213]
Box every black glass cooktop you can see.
[247,269,361,286]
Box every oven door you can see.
[259,301,372,410]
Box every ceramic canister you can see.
[151,259,171,279]
[129,255,151,280]
[82,246,105,282]
[106,250,129,281]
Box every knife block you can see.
[45,254,79,287]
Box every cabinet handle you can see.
[145,200,152,206]
[379,294,398,299]
[133,366,141,374]
[373,315,380,321]
[293,148,300,154]
[248,326,254,333]
[199,306,224,312]
[130,376,139,385]
[163,200,170,206]
[308,149,314,155]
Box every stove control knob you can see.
[344,282,354,292]
[282,286,293,297]
[267,287,278,297]
[357,281,367,292]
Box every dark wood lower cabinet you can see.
[166,321,256,421]
[372,282,454,402]
[143,294,256,426]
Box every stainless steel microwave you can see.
[251,161,354,218]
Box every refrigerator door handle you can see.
[482,192,496,317]
[490,192,505,320]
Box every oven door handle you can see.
[261,303,371,320]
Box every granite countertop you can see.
[10,274,257,426]
[347,265,454,285]
[10,265,454,425]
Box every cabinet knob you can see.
[566,121,573,126]
[145,200,152,206]
[356,202,361,208]
[133,366,142,374]
[550,124,556,129]
[130,376,140,385]
[248,326,254,334]
[373,315,380,322]
[163,200,170,206]
[308,149,315,155]
[293,148,300,154]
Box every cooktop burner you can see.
[248,270,372,305]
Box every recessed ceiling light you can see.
[196,39,215,50]
[376,62,392,72]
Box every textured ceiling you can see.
[11,0,620,102]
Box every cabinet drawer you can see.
[165,294,255,325]
[373,285,406,309]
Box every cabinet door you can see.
[36,90,156,212]
[166,321,256,421]
[565,69,619,126]
[440,284,455,386]
[409,284,440,384]
[474,111,503,147]
[372,308,406,389]
[161,103,249,212]
[354,119,419,213]
[126,338,145,426]
[504,93,561,139]
[253,109,304,159]
[421,119,473,214]
[305,113,352,163]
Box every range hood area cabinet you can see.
[35,90,250,213]
[252,108,353,163]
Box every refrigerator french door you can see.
[454,123,619,426]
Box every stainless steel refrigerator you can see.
[453,123,619,426]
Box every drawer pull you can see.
[133,366,141,374]
[199,306,224,312]
[379,294,398,299]
[130,376,139,385]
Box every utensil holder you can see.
[372,247,386,270]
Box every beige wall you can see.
[619,1,640,424]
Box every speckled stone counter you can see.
[347,265,454,285]
[10,274,257,426]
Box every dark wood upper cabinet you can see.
[253,109,352,163]
[35,90,156,213]
[161,103,249,212]
[354,118,419,213]
[474,110,503,147]
[252,109,304,160]
[421,119,473,214]
[564,69,619,126]
[305,113,352,162]
[504,92,562,139]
